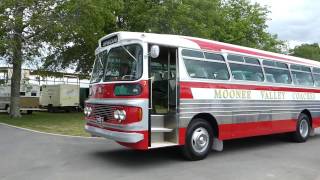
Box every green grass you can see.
[0,112,90,137]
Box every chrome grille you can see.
[89,104,116,120]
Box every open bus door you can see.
[149,45,179,148]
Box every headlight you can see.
[113,109,126,121]
[113,110,120,120]
[119,110,126,120]
[84,106,92,117]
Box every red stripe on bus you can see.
[90,80,149,99]
[178,118,320,145]
[180,81,320,99]
[313,117,320,128]
[187,38,315,66]
[218,119,296,140]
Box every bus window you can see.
[263,60,292,84]
[204,52,225,61]
[229,63,264,82]
[244,57,260,65]
[313,74,320,86]
[265,73,276,83]
[292,71,314,86]
[313,67,320,74]
[313,68,320,87]
[291,65,314,86]
[291,64,311,72]
[227,54,244,63]
[263,60,288,69]
[182,49,204,58]
[264,67,292,84]
[184,59,229,80]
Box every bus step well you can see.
[149,142,177,149]
[150,114,178,148]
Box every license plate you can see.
[96,116,104,125]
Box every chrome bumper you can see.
[85,125,144,143]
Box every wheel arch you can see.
[301,109,313,128]
[189,113,219,138]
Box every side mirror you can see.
[150,45,160,59]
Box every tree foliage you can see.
[291,43,320,61]
[39,0,284,73]
[0,0,71,117]
[0,0,285,79]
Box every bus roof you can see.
[99,31,320,67]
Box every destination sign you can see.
[101,35,118,47]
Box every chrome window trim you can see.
[263,65,290,71]
[228,61,262,67]
[183,57,226,64]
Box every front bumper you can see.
[85,125,144,143]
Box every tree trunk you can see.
[10,6,24,118]
[10,40,22,118]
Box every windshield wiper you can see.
[121,45,138,62]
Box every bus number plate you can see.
[96,116,104,125]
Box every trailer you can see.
[40,84,80,112]
[0,67,41,114]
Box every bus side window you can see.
[263,60,292,84]
[183,58,229,80]
[292,71,314,86]
[265,73,276,83]
[291,65,314,86]
[229,63,264,82]
[232,71,246,80]
[313,73,320,86]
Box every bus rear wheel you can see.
[182,119,213,161]
[292,113,310,142]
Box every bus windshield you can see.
[90,44,143,83]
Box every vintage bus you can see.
[84,32,320,160]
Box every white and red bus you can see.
[84,32,320,160]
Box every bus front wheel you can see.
[292,113,311,142]
[182,119,213,161]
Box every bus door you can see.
[149,45,178,147]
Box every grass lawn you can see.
[0,112,90,137]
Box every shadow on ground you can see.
[90,134,320,168]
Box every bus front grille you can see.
[88,104,115,120]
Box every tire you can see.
[292,113,311,142]
[6,105,10,114]
[48,104,54,113]
[182,119,213,161]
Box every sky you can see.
[251,0,320,48]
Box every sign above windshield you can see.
[101,35,118,47]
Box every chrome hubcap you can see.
[191,127,209,153]
[300,119,309,138]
